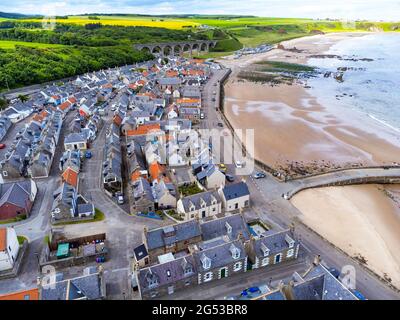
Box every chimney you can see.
[282,280,295,300]
[313,254,321,266]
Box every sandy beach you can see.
[219,33,400,290]
[291,185,400,289]
[219,33,400,172]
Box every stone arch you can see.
[173,45,182,56]
[140,46,151,54]
[152,46,162,55]
[200,43,208,52]
[191,43,200,54]
[182,44,191,53]
[163,45,173,56]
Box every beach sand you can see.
[219,33,400,290]
[220,33,400,170]
[291,185,400,289]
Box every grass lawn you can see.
[178,183,203,197]
[53,208,105,226]
[0,40,66,49]
[17,236,28,245]
[0,215,27,225]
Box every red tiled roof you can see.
[59,101,71,111]
[0,288,39,300]
[62,167,79,187]
[68,97,77,104]
[126,123,161,136]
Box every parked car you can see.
[212,98,216,102]
[0,144,6,149]
[219,164,227,172]
[235,160,245,168]
[217,122,223,127]
[252,172,266,179]
[85,151,92,159]
[117,195,124,205]
[225,174,235,182]
[200,113,205,119]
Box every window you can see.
[287,249,294,258]
[233,262,242,272]
[261,257,269,267]
[2,171,8,177]
[274,254,282,264]
[204,272,213,282]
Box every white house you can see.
[218,181,250,212]
[64,133,88,151]
[177,190,222,221]
[0,227,20,272]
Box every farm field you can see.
[22,15,200,29]
[0,40,65,49]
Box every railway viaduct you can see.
[134,40,218,56]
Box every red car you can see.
[0,144,6,149]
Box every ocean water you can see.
[307,33,400,132]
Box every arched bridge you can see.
[134,40,218,57]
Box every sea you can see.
[307,33,400,133]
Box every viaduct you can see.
[134,40,218,57]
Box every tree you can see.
[18,94,29,103]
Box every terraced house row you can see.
[132,214,299,299]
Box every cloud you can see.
[2,0,400,21]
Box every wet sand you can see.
[220,33,400,170]
[291,185,400,289]
[220,33,400,290]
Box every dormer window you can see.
[230,244,240,259]
[285,234,295,248]
[261,242,270,257]
[200,253,211,270]
[225,222,232,235]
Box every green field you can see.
[0,40,65,49]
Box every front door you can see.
[168,286,174,295]
[220,268,226,278]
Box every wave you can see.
[368,114,400,133]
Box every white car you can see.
[200,113,205,119]
[235,161,245,168]
[117,195,124,205]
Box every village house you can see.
[64,133,88,151]
[0,227,19,272]
[245,229,299,270]
[193,163,225,190]
[40,269,106,300]
[131,177,155,214]
[219,181,250,212]
[152,180,177,210]
[143,220,202,263]
[194,240,247,285]
[137,254,197,299]
[177,190,222,221]
[0,180,37,221]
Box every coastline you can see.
[218,32,400,176]
[218,33,400,290]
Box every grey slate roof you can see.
[180,190,221,212]
[146,220,201,250]
[41,273,104,300]
[0,180,34,209]
[222,182,250,200]
[64,133,86,144]
[133,243,148,261]
[138,255,196,291]
[200,214,250,242]
[253,230,295,257]
[193,240,245,272]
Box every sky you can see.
[2,0,400,21]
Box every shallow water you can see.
[307,33,400,132]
